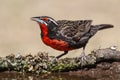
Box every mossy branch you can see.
[0,47,119,74]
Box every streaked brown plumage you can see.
[31,16,114,63]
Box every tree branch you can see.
[0,47,119,74]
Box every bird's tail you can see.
[95,24,114,30]
[88,24,113,37]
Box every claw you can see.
[50,51,68,64]
[80,55,88,66]
[51,57,58,64]
[79,48,88,66]
[79,51,96,66]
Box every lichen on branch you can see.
[0,47,119,74]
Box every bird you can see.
[31,16,113,64]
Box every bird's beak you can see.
[31,17,48,25]
[31,17,43,23]
[31,17,40,22]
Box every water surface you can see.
[0,71,119,80]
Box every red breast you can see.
[39,23,73,51]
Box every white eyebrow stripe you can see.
[49,18,58,25]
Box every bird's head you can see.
[31,16,58,26]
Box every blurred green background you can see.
[0,0,120,57]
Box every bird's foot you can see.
[51,57,58,64]
[75,53,96,67]
[79,54,88,67]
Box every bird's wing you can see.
[56,20,92,42]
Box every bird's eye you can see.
[41,18,48,21]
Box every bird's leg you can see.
[80,47,86,59]
[79,47,88,66]
[52,51,68,63]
